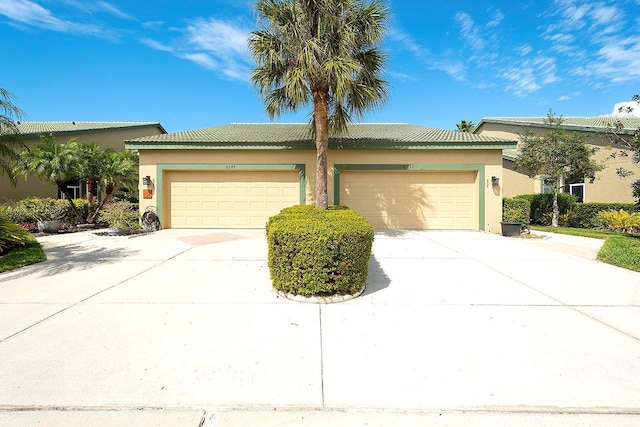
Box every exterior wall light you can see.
[142,176,151,185]
[491,176,500,187]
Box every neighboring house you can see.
[1,121,167,202]
[125,123,516,233]
[475,117,640,203]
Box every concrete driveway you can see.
[0,229,639,426]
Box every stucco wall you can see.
[1,126,164,202]
[138,148,505,234]
[477,122,636,203]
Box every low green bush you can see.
[2,197,90,229]
[566,203,638,229]
[267,205,374,297]
[597,209,640,233]
[0,212,30,254]
[502,198,530,224]
[99,201,140,229]
[514,193,577,225]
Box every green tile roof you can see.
[13,121,166,137]
[125,123,516,150]
[478,116,640,134]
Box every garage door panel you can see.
[167,170,299,229]
[340,171,477,230]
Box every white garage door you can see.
[166,170,300,228]
[340,170,477,230]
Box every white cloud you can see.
[95,1,133,20]
[179,53,218,70]
[610,100,640,117]
[592,35,640,82]
[557,95,571,101]
[387,27,432,59]
[517,44,533,56]
[487,10,504,28]
[185,18,249,59]
[455,12,484,50]
[137,17,252,81]
[502,56,558,96]
[0,0,116,37]
[140,38,173,53]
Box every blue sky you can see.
[1,0,639,132]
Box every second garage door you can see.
[340,170,478,230]
[166,170,300,228]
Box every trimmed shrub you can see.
[502,198,530,224]
[597,209,640,233]
[0,212,29,254]
[566,203,638,229]
[514,193,577,225]
[2,197,89,228]
[267,205,374,297]
[99,201,140,229]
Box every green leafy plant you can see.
[502,198,530,224]
[267,205,374,296]
[514,193,577,225]
[566,202,638,228]
[99,201,140,230]
[0,211,29,254]
[597,209,640,233]
[514,111,603,226]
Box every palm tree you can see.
[89,149,137,223]
[249,0,388,208]
[77,142,104,222]
[0,88,24,181]
[456,120,476,133]
[13,134,84,220]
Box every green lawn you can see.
[0,236,46,273]
[531,225,640,272]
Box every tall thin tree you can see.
[0,88,24,182]
[249,0,388,208]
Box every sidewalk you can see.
[526,229,606,260]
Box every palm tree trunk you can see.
[86,179,98,223]
[56,180,81,221]
[89,182,114,223]
[313,90,329,209]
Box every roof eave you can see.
[125,141,517,150]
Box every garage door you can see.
[340,170,477,230]
[166,170,300,228]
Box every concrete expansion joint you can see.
[2,405,640,415]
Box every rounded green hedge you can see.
[267,205,374,297]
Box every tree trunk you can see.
[90,182,114,223]
[551,179,560,227]
[56,180,81,222]
[86,179,98,223]
[313,90,329,209]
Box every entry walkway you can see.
[0,230,638,426]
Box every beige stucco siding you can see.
[477,122,636,203]
[502,159,539,198]
[139,148,504,233]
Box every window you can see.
[58,180,84,200]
